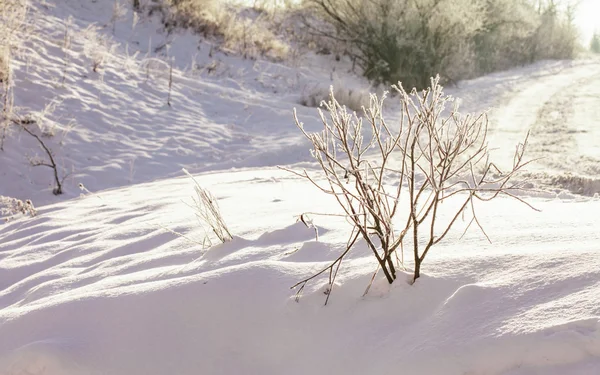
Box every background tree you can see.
[303,0,580,88]
[591,32,600,53]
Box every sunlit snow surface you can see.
[1,0,600,374]
[1,169,600,375]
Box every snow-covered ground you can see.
[1,0,600,374]
[1,169,599,375]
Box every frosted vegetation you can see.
[160,0,582,88]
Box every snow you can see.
[1,0,600,374]
[1,169,599,375]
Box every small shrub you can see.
[299,85,370,113]
[285,76,533,303]
[82,24,116,73]
[0,195,37,221]
[12,114,64,195]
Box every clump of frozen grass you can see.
[0,46,9,85]
[140,57,169,81]
[0,0,30,147]
[139,57,175,105]
[0,195,36,221]
[183,168,232,245]
[81,24,117,73]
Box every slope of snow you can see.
[1,169,599,375]
[1,0,368,206]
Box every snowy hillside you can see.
[1,0,371,205]
[1,0,600,374]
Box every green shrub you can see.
[591,32,600,54]
[305,0,580,88]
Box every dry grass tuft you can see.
[152,0,291,61]
[183,168,232,245]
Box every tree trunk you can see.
[413,258,421,282]
[380,259,395,284]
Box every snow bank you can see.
[1,169,599,375]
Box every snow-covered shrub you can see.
[286,76,533,299]
[306,0,580,87]
[304,0,483,89]
[299,85,370,113]
[0,45,12,142]
[0,0,28,48]
[82,24,117,73]
[0,195,36,221]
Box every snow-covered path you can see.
[485,59,600,193]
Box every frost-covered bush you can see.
[286,76,533,302]
[0,195,37,221]
[525,1,579,62]
[304,0,482,89]
[305,0,580,88]
[82,24,116,73]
